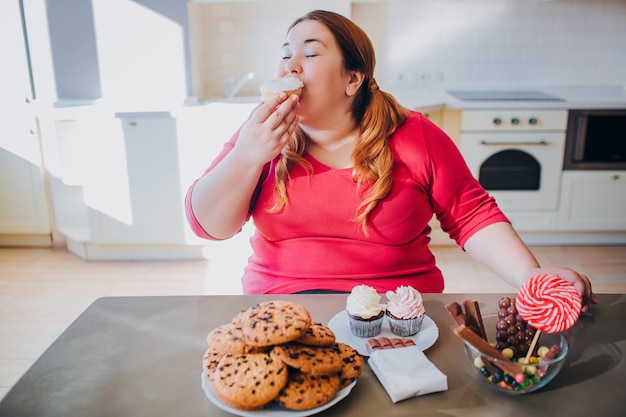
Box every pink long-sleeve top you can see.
[186,111,509,294]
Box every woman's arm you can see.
[463,222,597,311]
[189,93,300,239]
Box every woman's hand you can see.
[526,266,598,312]
[232,93,300,166]
[463,223,598,313]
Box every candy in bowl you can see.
[462,314,569,395]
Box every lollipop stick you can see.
[524,330,541,364]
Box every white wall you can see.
[357,0,626,89]
[191,0,626,99]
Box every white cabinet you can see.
[93,113,186,245]
[46,104,257,260]
[559,171,626,231]
[47,110,205,260]
[0,126,51,244]
[0,0,51,245]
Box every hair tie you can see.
[369,79,379,93]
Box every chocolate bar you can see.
[366,337,416,353]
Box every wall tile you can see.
[188,0,626,100]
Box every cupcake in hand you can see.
[385,286,425,337]
[346,285,384,338]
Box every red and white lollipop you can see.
[516,274,582,334]
[516,273,582,364]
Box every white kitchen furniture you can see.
[0,0,51,246]
[458,109,568,232]
[43,102,257,261]
[558,171,626,231]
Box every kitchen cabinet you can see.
[0,0,51,246]
[93,113,187,245]
[46,110,204,260]
[558,171,626,231]
[0,126,51,245]
[45,103,258,260]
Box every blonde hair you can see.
[270,10,408,233]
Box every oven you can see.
[563,109,626,170]
[458,109,568,211]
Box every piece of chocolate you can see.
[536,344,561,378]
[463,300,487,341]
[454,325,520,377]
[365,337,416,353]
[446,301,483,339]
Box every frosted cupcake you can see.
[259,76,303,102]
[385,286,425,336]
[346,285,384,338]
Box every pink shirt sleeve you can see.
[184,127,270,240]
[184,131,238,240]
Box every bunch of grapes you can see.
[495,296,537,356]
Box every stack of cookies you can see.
[203,300,363,411]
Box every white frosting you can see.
[346,285,382,319]
[259,77,303,95]
[386,286,425,319]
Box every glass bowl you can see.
[462,315,569,395]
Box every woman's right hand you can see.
[232,93,300,166]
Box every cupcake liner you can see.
[386,314,424,337]
[348,313,384,338]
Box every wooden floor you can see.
[1,244,625,400]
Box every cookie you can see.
[231,308,248,326]
[206,323,247,354]
[212,352,288,410]
[276,370,340,411]
[241,300,312,347]
[294,322,336,346]
[272,343,343,376]
[333,342,363,388]
[202,347,226,381]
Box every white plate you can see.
[327,309,439,356]
[201,372,356,417]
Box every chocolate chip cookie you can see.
[294,322,336,346]
[206,322,247,354]
[272,343,343,376]
[212,352,288,410]
[334,342,363,388]
[276,370,341,411]
[241,300,312,347]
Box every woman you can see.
[186,10,595,309]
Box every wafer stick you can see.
[463,300,487,340]
[454,325,520,376]
[445,302,468,327]
[446,301,486,340]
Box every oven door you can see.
[460,132,565,211]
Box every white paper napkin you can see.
[368,346,448,403]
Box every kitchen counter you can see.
[0,293,623,417]
[387,84,626,111]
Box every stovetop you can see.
[447,90,565,102]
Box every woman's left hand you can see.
[527,267,598,312]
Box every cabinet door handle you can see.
[611,175,620,180]
[479,140,548,146]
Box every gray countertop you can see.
[0,293,624,417]
[387,84,626,111]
